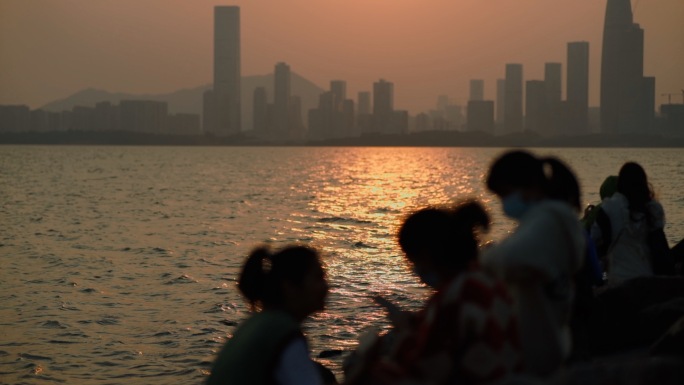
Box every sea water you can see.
[1,146,683,384]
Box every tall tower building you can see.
[253,87,268,133]
[544,63,562,105]
[504,64,523,133]
[330,81,347,110]
[274,62,291,136]
[467,100,494,133]
[211,6,241,135]
[567,41,589,132]
[525,80,548,134]
[358,92,371,115]
[373,79,394,133]
[600,0,650,133]
[544,63,562,134]
[469,79,484,101]
[496,79,506,126]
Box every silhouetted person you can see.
[206,245,330,385]
[347,202,522,385]
[581,175,618,231]
[591,162,668,282]
[482,150,585,377]
[571,176,619,361]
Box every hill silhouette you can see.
[40,73,325,130]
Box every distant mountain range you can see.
[40,73,325,130]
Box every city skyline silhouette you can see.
[1,0,682,114]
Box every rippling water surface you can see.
[1,146,683,384]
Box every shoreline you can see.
[2,130,684,148]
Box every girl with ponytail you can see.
[349,201,522,385]
[207,245,329,385]
[591,162,668,281]
[482,150,586,377]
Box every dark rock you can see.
[588,276,684,353]
[551,357,684,385]
[650,316,684,357]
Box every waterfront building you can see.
[330,80,347,111]
[308,91,334,140]
[525,80,548,134]
[72,106,96,131]
[274,62,292,138]
[358,91,371,115]
[0,105,30,132]
[95,101,118,131]
[567,42,589,133]
[120,100,168,134]
[252,87,268,133]
[544,63,562,133]
[168,113,201,135]
[288,95,304,140]
[504,64,523,133]
[600,0,653,133]
[496,79,505,129]
[469,80,484,101]
[373,79,394,133]
[205,6,241,135]
[467,100,494,133]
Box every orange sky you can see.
[1,0,682,114]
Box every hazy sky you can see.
[1,0,683,114]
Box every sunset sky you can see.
[1,0,682,114]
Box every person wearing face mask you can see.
[346,201,523,385]
[481,150,585,378]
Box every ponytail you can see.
[237,245,322,310]
[487,150,581,212]
[541,157,581,212]
[238,247,271,310]
[450,200,490,265]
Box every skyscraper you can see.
[274,62,291,137]
[467,100,494,133]
[567,41,589,132]
[253,87,267,133]
[330,80,347,110]
[358,92,371,115]
[600,0,652,133]
[210,6,241,135]
[469,79,484,101]
[525,80,548,134]
[373,79,394,133]
[544,63,562,106]
[504,64,523,133]
[544,63,562,134]
[496,79,505,127]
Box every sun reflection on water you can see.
[288,148,505,364]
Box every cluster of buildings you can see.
[204,6,409,141]
[308,78,409,139]
[454,42,592,136]
[0,101,200,135]
[250,62,306,140]
[1,0,682,137]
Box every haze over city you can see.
[1,0,683,114]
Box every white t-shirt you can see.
[481,200,585,370]
[591,192,664,282]
[274,337,323,385]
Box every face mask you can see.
[502,192,533,219]
[413,266,441,288]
